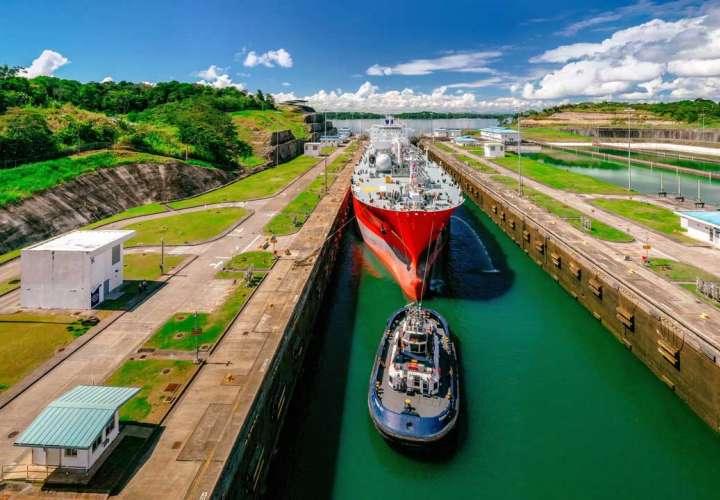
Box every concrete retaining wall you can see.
[426,145,720,433]
[570,127,720,144]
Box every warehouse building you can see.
[14,385,139,476]
[676,211,720,247]
[479,127,520,144]
[21,230,135,310]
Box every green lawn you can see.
[490,175,632,242]
[0,311,105,392]
[125,207,247,246]
[144,278,258,351]
[0,150,196,208]
[434,142,455,153]
[84,204,169,229]
[223,251,277,270]
[517,127,592,142]
[454,154,496,173]
[169,155,320,209]
[265,151,352,235]
[105,359,196,423]
[590,199,691,241]
[124,253,186,281]
[321,145,337,156]
[647,258,718,282]
[0,276,20,295]
[492,154,630,194]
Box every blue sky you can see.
[3,0,719,111]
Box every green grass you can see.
[527,150,626,171]
[144,279,258,351]
[123,253,185,281]
[0,150,196,208]
[597,148,720,173]
[434,142,455,153]
[492,154,630,194]
[321,145,337,156]
[0,311,106,392]
[84,204,169,229]
[454,154,496,173]
[647,258,718,282]
[590,199,691,241]
[223,251,277,270]
[0,248,21,265]
[491,175,633,242]
[125,207,247,246]
[518,127,592,142]
[265,151,352,235]
[168,155,320,209]
[0,276,20,295]
[105,359,195,423]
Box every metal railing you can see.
[1,463,56,482]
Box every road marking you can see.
[241,234,261,253]
[209,261,223,269]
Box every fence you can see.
[0,463,56,482]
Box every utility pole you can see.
[627,120,632,190]
[324,157,328,193]
[160,237,165,275]
[517,110,524,196]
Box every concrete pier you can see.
[424,141,720,433]
[116,155,357,499]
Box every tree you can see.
[0,65,22,79]
[0,111,57,163]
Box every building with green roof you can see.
[14,385,139,474]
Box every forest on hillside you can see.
[0,65,276,167]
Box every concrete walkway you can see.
[0,147,351,469]
[447,143,720,277]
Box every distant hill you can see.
[325,111,509,120]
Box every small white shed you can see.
[21,230,135,310]
[483,142,505,158]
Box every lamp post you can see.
[517,110,524,197]
[627,120,632,190]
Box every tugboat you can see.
[368,304,459,445]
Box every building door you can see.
[103,279,110,298]
[46,448,60,466]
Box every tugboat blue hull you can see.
[367,305,460,446]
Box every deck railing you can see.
[0,463,56,482]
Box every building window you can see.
[91,434,102,452]
[111,245,121,265]
[105,419,114,437]
[64,448,78,457]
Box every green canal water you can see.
[266,200,720,500]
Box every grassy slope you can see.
[590,199,690,240]
[125,207,247,246]
[491,175,633,242]
[0,150,196,208]
[169,155,320,209]
[231,106,308,160]
[84,204,169,229]
[492,154,630,194]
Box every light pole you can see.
[627,120,632,190]
[517,110,524,197]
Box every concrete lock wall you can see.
[215,189,354,499]
[426,146,720,433]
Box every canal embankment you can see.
[114,144,361,500]
[424,140,720,433]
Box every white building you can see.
[304,142,322,156]
[480,127,520,144]
[21,230,135,310]
[452,135,480,146]
[15,385,139,476]
[483,142,505,158]
[676,211,720,247]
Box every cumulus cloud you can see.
[273,81,536,113]
[522,9,720,100]
[366,51,500,76]
[243,48,293,68]
[444,77,504,89]
[100,76,113,83]
[19,49,69,78]
[195,64,244,90]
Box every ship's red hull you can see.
[352,196,456,299]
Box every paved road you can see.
[448,142,720,277]
[0,147,349,468]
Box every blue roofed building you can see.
[479,127,520,144]
[14,385,139,475]
[675,211,720,247]
[452,135,480,146]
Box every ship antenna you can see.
[418,221,434,309]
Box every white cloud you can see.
[19,49,69,78]
[195,65,244,90]
[281,82,291,87]
[444,77,503,89]
[243,48,293,68]
[522,8,720,100]
[366,51,501,76]
[100,76,113,83]
[273,81,537,113]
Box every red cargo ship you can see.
[351,118,463,299]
